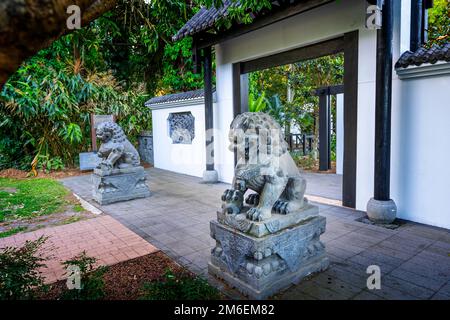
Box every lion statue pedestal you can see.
[208,112,329,299]
[92,122,150,205]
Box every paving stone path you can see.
[0,216,158,284]
[61,168,450,300]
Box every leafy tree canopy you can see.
[427,0,450,46]
[0,0,204,172]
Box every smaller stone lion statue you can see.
[95,121,140,174]
[222,112,307,222]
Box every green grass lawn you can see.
[0,178,70,222]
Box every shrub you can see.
[60,251,107,300]
[0,236,49,300]
[291,152,317,171]
[141,270,220,300]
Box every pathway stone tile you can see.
[366,244,417,261]
[431,292,450,300]
[324,264,368,289]
[310,271,364,297]
[326,244,358,260]
[370,286,419,300]
[404,224,450,243]
[353,290,385,300]
[348,254,399,274]
[425,241,450,257]
[395,259,449,284]
[358,249,406,268]
[290,279,357,300]
[390,268,446,292]
[434,282,450,298]
[277,287,318,300]
[381,275,434,299]
[377,238,426,255]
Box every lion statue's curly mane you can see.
[228,112,288,157]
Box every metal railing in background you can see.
[287,133,314,155]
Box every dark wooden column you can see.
[240,73,249,113]
[232,63,240,117]
[203,46,214,171]
[343,31,358,208]
[374,0,393,201]
[410,0,424,51]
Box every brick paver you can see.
[61,168,450,300]
[0,216,158,284]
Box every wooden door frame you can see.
[231,31,358,208]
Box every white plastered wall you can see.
[391,68,450,229]
[390,1,450,229]
[151,102,208,178]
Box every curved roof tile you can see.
[145,88,216,106]
[396,43,450,68]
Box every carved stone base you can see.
[92,166,150,205]
[209,214,329,299]
[217,203,319,238]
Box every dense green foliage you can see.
[0,243,105,300]
[0,227,27,239]
[0,237,48,300]
[249,54,344,158]
[0,0,203,172]
[427,0,449,46]
[141,269,221,300]
[61,251,108,300]
[0,178,69,223]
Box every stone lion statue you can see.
[95,121,140,174]
[222,112,307,222]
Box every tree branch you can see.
[0,0,117,89]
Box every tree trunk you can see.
[0,0,117,89]
[312,110,319,160]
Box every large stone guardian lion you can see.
[95,121,140,174]
[92,121,150,205]
[222,112,307,222]
[209,112,328,299]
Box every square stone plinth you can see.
[217,203,319,238]
[209,214,329,299]
[92,166,150,205]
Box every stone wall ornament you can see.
[168,112,195,144]
[92,122,150,205]
[208,112,329,299]
[138,131,154,164]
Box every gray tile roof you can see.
[395,43,450,68]
[173,0,235,41]
[145,88,215,106]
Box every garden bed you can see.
[293,156,337,174]
[37,252,222,300]
[0,168,90,179]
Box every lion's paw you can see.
[273,200,289,215]
[245,194,260,206]
[246,207,271,222]
[221,189,243,202]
